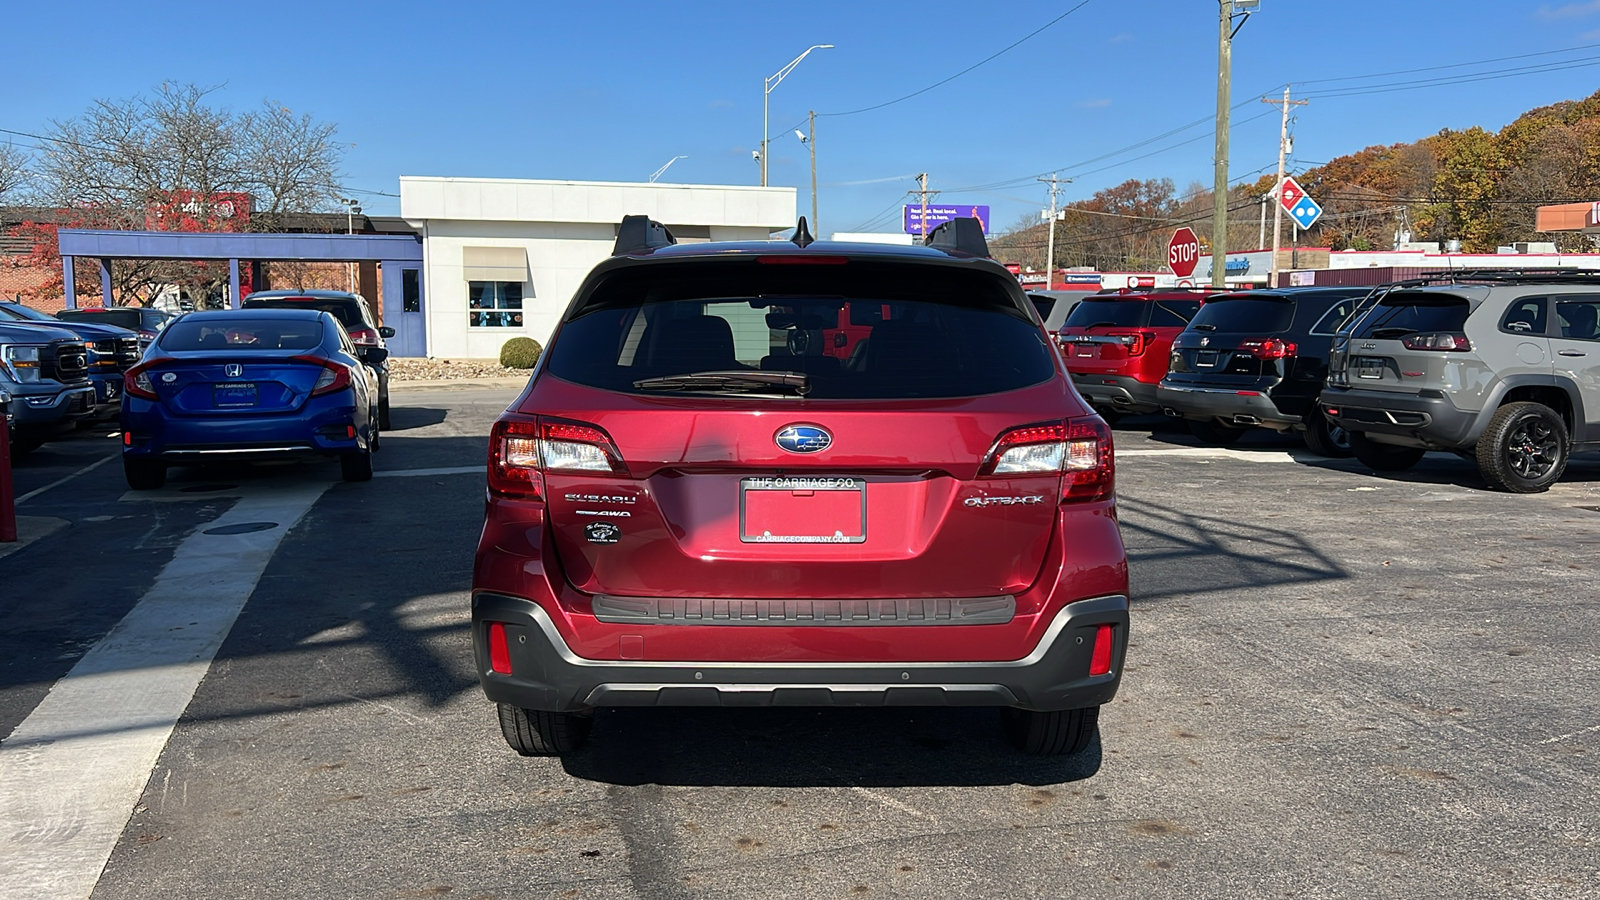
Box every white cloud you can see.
[1539,0,1600,19]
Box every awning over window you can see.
[462,246,529,282]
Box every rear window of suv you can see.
[1187,295,1293,333]
[1356,292,1472,339]
[1064,297,1202,329]
[244,298,363,327]
[546,260,1055,400]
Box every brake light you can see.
[348,326,380,347]
[1107,330,1157,356]
[1401,332,1471,352]
[1240,338,1297,359]
[124,361,158,399]
[1088,624,1115,676]
[487,416,625,500]
[756,256,850,265]
[979,417,1115,503]
[293,355,353,396]
[487,622,512,674]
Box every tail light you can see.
[124,361,159,399]
[348,326,381,347]
[293,355,353,396]
[1107,330,1157,356]
[1240,338,1297,359]
[1401,332,1471,352]
[979,416,1115,504]
[488,415,625,500]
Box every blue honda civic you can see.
[120,308,382,489]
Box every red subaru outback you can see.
[1057,289,1214,421]
[473,217,1129,757]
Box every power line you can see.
[1297,39,1600,86]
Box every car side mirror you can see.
[378,326,396,338]
[362,347,389,364]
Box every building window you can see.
[469,281,523,327]
[402,269,420,313]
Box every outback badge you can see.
[775,424,832,453]
[585,522,622,544]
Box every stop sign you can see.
[1167,228,1201,278]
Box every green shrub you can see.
[499,337,543,369]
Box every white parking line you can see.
[1118,447,1297,463]
[15,454,117,506]
[0,480,330,899]
[374,465,483,478]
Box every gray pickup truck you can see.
[0,321,96,454]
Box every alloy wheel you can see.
[1505,418,1559,479]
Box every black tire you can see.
[340,448,373,482]
[123,456,166,490]
[378,398,392,432]
[497,704,592,756]
[1002,705,1100,757]
[1301,410,1354,458]
[1349,432,1427,472]
[1188,419,1247,446]
[1474,401,1569,493]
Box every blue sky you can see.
[7,0,1600,236]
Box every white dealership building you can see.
[400,177,796,359]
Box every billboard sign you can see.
[904,204,990,235]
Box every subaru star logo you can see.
[775,424,832,454]
[224,364,243,378]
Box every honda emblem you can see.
[224,364,243,378]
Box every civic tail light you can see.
[1401,332,1471,352]
[979,416,1115,503]
[348,326,381,347]
[488,415,625,500]
[124,361,159,399]
[293,355,353,396]
[1107,331,1156,356]
[1240,338,1297,359]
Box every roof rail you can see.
[612,215,676,256]
[1389,267,1600,288]
[791,216,815,248]
[922,217,990,258]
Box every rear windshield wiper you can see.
[633,370,811,395]
[1192,323,1218,331]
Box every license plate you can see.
[1195,350,1219,367]
[213,382,259,408]
[1075,344,1097,358]
[1354,357,1385,380]
[740,476,866,544]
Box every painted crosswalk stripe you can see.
[0,481,330,899]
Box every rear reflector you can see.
[122,431,131,446]
[487,622,512,674]
[1088,624,1114,676]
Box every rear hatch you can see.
[1059,294,1203,380]
[1326,290,1476,393]
[1167,293,1299,389]
[518,256,1100,601]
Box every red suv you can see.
[1057,289,1214,420]
[473,217,1129,758]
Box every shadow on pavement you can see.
[562,706,1103,788]
[385,406,449,431]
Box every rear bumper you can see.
[1319,385,1479,449]
[121,394,369,459]
[1071,373,1161,414]
[1157,381,1299,429]
[473,591,1129,713]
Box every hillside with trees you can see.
[993,88,1600,270]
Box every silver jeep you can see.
[1320,271,1600,493]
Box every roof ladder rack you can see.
[922,217,990,258]
[612,215,676,256]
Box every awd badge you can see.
[584,522,622,544]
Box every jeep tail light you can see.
[979,417,1115,503]
[124,361,159,399]
[488,416,624,500]
[1240,338,1297,359]
[293,355,352,396]
[1401,332,1471,352]
[487,622,512,674]
[1088,624,1115,676]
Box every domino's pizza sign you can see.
[1278,175,1322,230]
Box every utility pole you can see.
[1211,0,1234,288]
[809,110,818,232]
[914,173,938,240]
[1039,173,1068,292]
[1263,85,1307,289]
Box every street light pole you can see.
[762,44,833,187]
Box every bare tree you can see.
[0,142,28,203]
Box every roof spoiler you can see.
[612,215,676,256]
[922,217,990,258]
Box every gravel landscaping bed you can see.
[388,358,528,381]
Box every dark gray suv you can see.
[1321,271,1600,492]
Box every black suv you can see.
[242,290,395,429]
[1158,286,1372,455]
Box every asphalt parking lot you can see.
[3,386,1599,899]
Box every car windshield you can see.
[0,303,57,322]
[546,261,1054,400]
[1064,299,1150,329]
[245,298,359,327]
[1187,296,1294,333]
[160,317,324,351]
[1357,293,1472,338]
